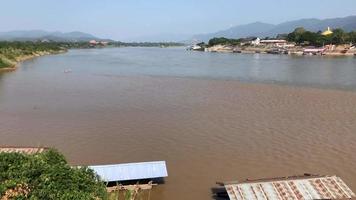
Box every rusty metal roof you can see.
[224,175,355,200]
[0,147,48,154]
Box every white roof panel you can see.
[89,161,168,182]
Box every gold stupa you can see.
[322,27,333,36]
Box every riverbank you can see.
[195,27,356,57]
[0,50,67,72]
[203,44,356,56]
[0,42,70,72]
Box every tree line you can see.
[287,27,356,46]
[111,41,184,47]
[0,42,72,68]
[207,37,242,46]
[206,28,356,47]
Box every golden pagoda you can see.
[322,27,333,36]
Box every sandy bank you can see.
[0,50,66,72]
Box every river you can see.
[0,47,356,199]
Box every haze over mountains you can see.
[0,16,355,43]
[0,30,103,42]
[193,15,356,42]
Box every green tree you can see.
[287,27,306,44]
[208,37,241,46]
[0,149,108,200]
[331,28,347,44]
[348,31,356,43]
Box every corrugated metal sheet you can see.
[225,175,355,200]
[89,161,168,182]
[0,147,48,154]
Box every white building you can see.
[89,40,98,45]
[260,39,288,47]
[251,38,261,45]
[260,39,287,44]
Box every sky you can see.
[1,0,356,41]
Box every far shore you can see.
[199,44,356,57]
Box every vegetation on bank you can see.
[0,149,108,199]
[208,37,243,46]
[206,27,356,47]
[286,27,356,46]
[111,41,184,47]
[0,42,66,69]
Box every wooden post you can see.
[116,181,119,200]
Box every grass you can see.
[0,42,66,70]
[0,59,7,68]
[108,190,150,200]
[0,56,14,68]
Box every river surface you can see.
[1,47,356,199]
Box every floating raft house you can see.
[221,174,355,200]
[89,161,168,182]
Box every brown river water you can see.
[0,48,356,199]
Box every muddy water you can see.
[0,48,356,199]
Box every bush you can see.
[287,27,356,46]
[0,149,108,200]
[208,37,241,46]
[0,56,15,68]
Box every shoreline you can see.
[0,50,67,72]
[200,45,356,57]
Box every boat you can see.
[186,44,204,51]
[233,48,242,53]
[341,49,348,54]
[303,47,326,55]
[266,48,288,54]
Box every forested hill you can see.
[193,16,356,42]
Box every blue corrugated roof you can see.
[89,161,168,182]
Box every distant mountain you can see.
[265,15,356,36]
[193,22,275,42]
[192,15,356,42]
[123,33,193,43]
[0,30,106,42]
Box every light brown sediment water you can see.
[1,76,356,199]
[0,48,356,199]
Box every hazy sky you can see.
[1,0,356,40]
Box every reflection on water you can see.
[0,48,356,200]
